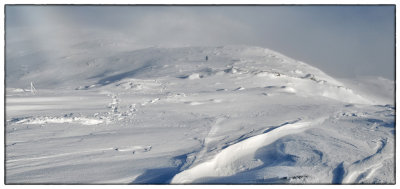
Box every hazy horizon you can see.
[6,5,395,80]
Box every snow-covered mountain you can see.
[5,40,394,184]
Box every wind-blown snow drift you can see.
[5,42,394,184]
[171,118,327,183]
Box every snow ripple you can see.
[13,116,104,125]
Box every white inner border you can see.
[1,1,398,188]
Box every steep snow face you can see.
[5,42,394,184]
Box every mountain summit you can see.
[7,45,391,105]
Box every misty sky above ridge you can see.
[6,5,395,80]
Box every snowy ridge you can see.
[8,45,376,104]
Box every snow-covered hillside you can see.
[5,41,394,184]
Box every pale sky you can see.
[6,5,395,80]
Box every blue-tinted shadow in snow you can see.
[131,153,192,184]
[332,162,345,184]
[96,64,153,86]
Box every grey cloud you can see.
[6,5,395,80]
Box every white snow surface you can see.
[5,40,394,184]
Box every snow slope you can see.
[339,77,394,105]
[5,39,395,184]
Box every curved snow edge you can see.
[171,117,327,183]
